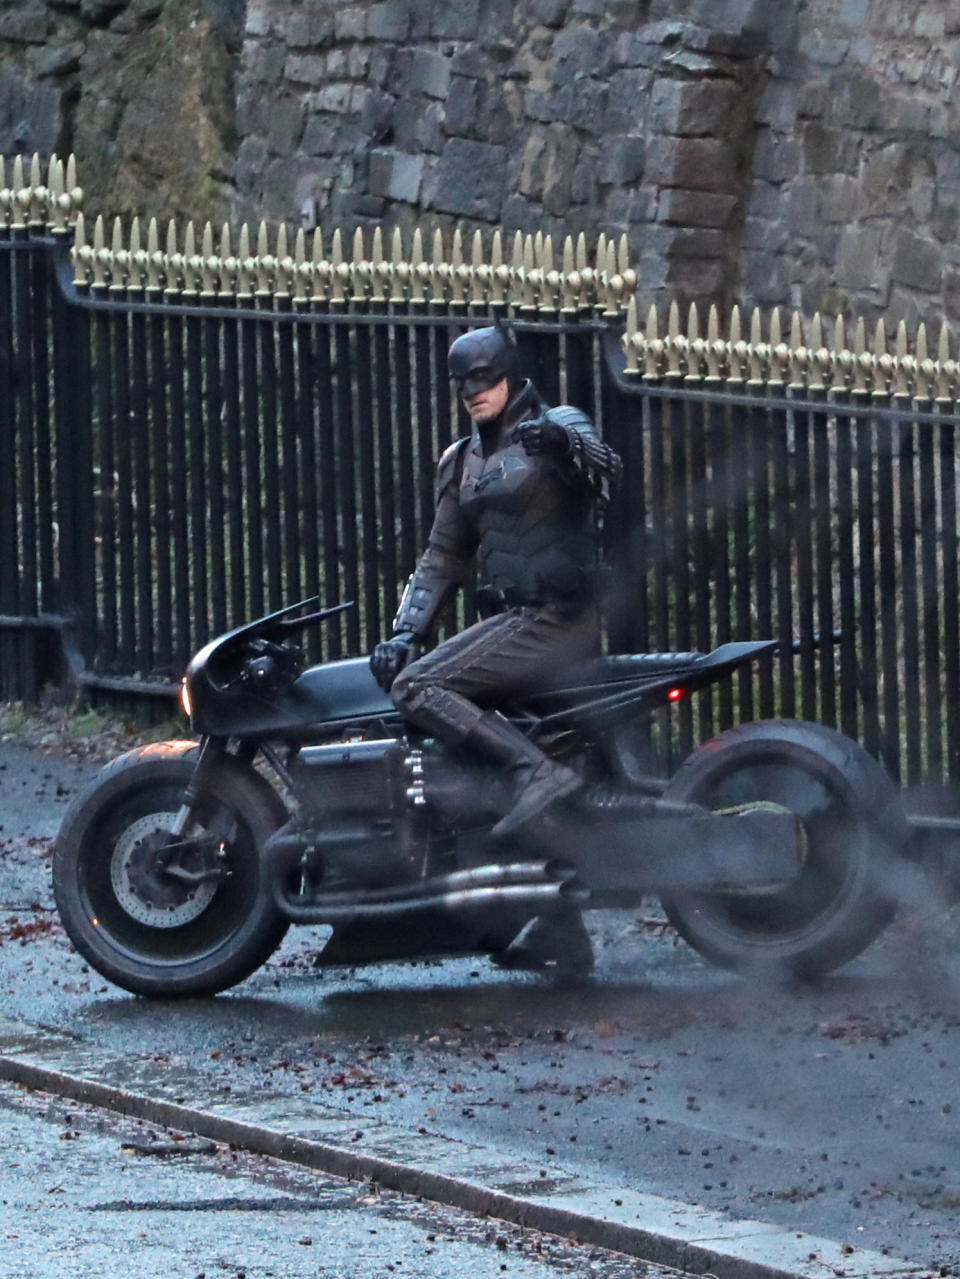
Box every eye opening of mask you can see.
[455,366,501,398]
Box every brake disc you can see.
[110,812,219,928]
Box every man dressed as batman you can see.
[370,326,621,969]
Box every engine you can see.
[290,735,509,831]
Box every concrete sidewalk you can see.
[0,1012,924,1279]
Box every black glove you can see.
[370,631,419,692]
[511,416,571,456]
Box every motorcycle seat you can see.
[535,651,705,693]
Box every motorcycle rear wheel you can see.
[53,741,289,997]
[661,720,907,979]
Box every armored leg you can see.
[391,605,598,836]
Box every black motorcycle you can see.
[53,600,909,997]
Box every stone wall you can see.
[5,0,960,325]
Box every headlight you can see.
[180,676,193,719]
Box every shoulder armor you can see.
[543,405,593,432]
[436,436,471,500]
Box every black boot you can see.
[491,908,594,976]
[466,711,582,839]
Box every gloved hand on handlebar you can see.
[370,631,420,692]
[510,415,571,456]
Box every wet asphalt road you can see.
[1,738,960,1272]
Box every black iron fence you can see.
[4,157,960,785]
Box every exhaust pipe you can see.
[275,877,588,925]
[267,845,587,924]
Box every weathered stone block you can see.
[819,173,858,223]
[740,249,788,306]
[553,23,610,82]
[0,64,62,155]
[367,0,411,42]
[487,82,524,146]
[552,78,608,131]
[265,96,304,153]
[244,2,270,37]
[335,9,367,40]
[752,130,801,183]
[431,0,480,39]
[613,31,668,68]
[409,48,451,100]
[368,148,424,203]
[531,0,569,27]
[649,77,741,137]
[837,0,869,29]
[427,138,508,221]
[571,148,599,203]
[836,225,883,289]
[659,187,737,227]
[450,47,488,78]
[0,3,49,41]
[235,134,269,195]
[29,40,84,79]
[604,68,653,132]
[892,230,941,292]
[786,177,818,231]
[646,137,739,194]
[286,11,335,49]
[525,89,554,123]
[445,76,479,136]
[740,217,788,253]
[243,40,286,87]
[598,134,645,185]
[803,123,857,175]
[603,185,657,225]
[664,226,726,257]
[798,30,850,68]
[80,0,126,26]
[283,55,327,87]
[943,269,960,321]
[301,115,339,156]
[306,83,352,114]
[915,10,946,39]
[666,255,727,299]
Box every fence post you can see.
[51,209,96,670]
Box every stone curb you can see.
[0,1015,925,1279]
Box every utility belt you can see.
[477,583,594,620]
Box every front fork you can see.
[166,736,229,839]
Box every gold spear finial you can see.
[686,302,702,381]
[311,227,329,302]
[219,223,238,299]
[145,218,162,292]
[71,211,89,286]
[852,316,868,395]
[200,221,217,295]
[410,227,426,304]
[389,226,407,305]
[644,303,662,380]
[165,219,182,297]
[706,304,722,381]
[623,295,640,374]
[916,323,933,401]
[936,326,955,402]
[275,223,295,299]
[893,319,911,397]
[331,227,347,304]
[237,223,255,297]
[469,228,487,309]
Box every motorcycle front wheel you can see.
[661,720,908,980]
[54,741,289,997]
